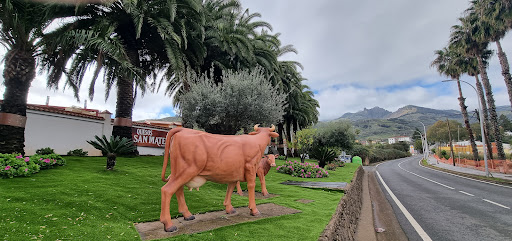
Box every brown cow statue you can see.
[236,154,277,196]
[160,124,279,232]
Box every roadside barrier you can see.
[433,154,512,174]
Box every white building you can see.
[20,102,174,156]
[388,136,412,144]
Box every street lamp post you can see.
[442,79,490,177]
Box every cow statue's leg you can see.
[236,181,244,196]
[161,170,199,232]
[258,170,269,196]
[175,185,195,221]
[160,179,180,232]
[245,165,260,216]
[224,182,237,214]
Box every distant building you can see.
[388,136,411,144]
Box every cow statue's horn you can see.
[254,124,260,131]
[270,124,275,132]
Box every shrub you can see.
[369,148,410,163]
[276,160,329,178]
[87,135,137,170]
[35,147,55,155]
[0,153,40,178]
[67,149,88,157]
[31,154,66,169]
[325,163,337,171]
[440,150,450,159]
[310,146,338,168]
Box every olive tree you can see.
[309,120,356,167]
[179,68,286,135]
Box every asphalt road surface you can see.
[376,155,512,241]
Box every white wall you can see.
[24,109,170,156]
[24,110,112,156]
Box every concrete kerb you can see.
[423,156,512,186]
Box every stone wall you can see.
[318,166,364,241]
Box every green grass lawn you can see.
[0,156,359,240]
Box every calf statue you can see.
[236,154,278,196]
[160,124,279,232]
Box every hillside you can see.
[335,105,512,140]
[339,107,391,121]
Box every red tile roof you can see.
[1,100,172,130]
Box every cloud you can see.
[1,0,511,123]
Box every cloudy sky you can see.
[1,0,511,121]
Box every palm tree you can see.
[451,17,506,160]
[431,46,480,161]
[169,0,277,106]
[87,135,136,170]
[0,0,72,154]
[466,49,494,159]
[41,0,204,142]
[469,0,512,110]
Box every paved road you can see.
[376,155,512,241]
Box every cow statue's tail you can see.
[162,127,184,182]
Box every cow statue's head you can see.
[264,154,278,167]
[249,124,279,138]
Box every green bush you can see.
[67,149,88,157]
[276,160,329,178]
[0,153,40,178]
[310,146,338,168]
[31,154,66,169]
[369,148,410,163]
[36,147,55,155]
[440,150,450,159]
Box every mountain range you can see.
[142,105,512,141]
[334,105,512,140]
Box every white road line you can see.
[398,160,455,190]
[376,171,433,241]
[419,159,512,189]
[482,199,511,209]
[458,191,474,196]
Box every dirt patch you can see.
[296,199,315,204]
[233,191,279,199]
[134,203,301,240]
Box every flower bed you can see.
[0,153,66,178]
[277,160,329,178]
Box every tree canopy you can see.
[179,68,286,135]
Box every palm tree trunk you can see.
[446,119,455,166]
[475,75,493,160]
[277,123,285,157]
[0,49,35,155]
[112,77,134,140]
[284,120,293,157]
[477,56,506,160]
[495,40,512,110]
[457,81,479,161]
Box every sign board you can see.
[132,128,168,148]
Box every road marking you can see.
[398,160,455,190]
[482,199,511,209]
[376,171,433,241]
[419,159,512,189]
[458,191,474,196]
